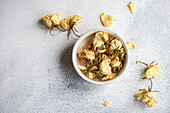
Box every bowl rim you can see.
[72,28,130,85]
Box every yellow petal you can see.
[77,49,95,61]
[96,31,109,40]
[77,50,88,63]
[93,36,104,50]
[70,14,83,26]
[111,57,121,67]
[60,16,71,29]
[111,39,122,49]
[93,31,108,50]
[146,63,162,78]
[100,13,116,27]
[101,74,116,80]
[104,101,114,107]
[127,42,136,49]
[88,72,94,79]
[128,1,135,14]
[136,93,144,100]
[85,50,95,60]
[97,49,107,54]
[99,59,112,75]
[101,54,110,61]
[142,92,158,108]
[90,66,98,71]
[43,13,60,29]
[78,65,87,70]
[43,14,53,29]
[51,13,60,25]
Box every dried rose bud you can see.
[43,13,60,29]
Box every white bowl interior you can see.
[72,29,129,85]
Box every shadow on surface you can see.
[38,19,47,29]
[141,68,147,79]
[37,19,49,35]
[59,43,98,91]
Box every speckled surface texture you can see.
[0,0,170,113]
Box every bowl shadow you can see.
[59,43,98,91]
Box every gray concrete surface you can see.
[0,0,170,113]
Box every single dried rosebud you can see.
[146,63,162,78]
[43,13,60,29]
[70,14,83,27]
[136,89,158,108]
[60,16,72,29]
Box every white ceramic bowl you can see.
[72,28,129,85]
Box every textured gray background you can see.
[0,0,170,113]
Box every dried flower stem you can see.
[68,29,71,40]
[150,61,156,66]
[71,29,82,37]
[136,61,149,67]
[52,24,83,39]
[149,78,153,91]
[74,27,79,32]
[50,28,54,36]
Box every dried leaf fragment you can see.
[146,63,162,78]
[128,1,135,14]
[136,89,158,108]
[127,42,136,49]
[100,13,116,27]
[104,101,114,107]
